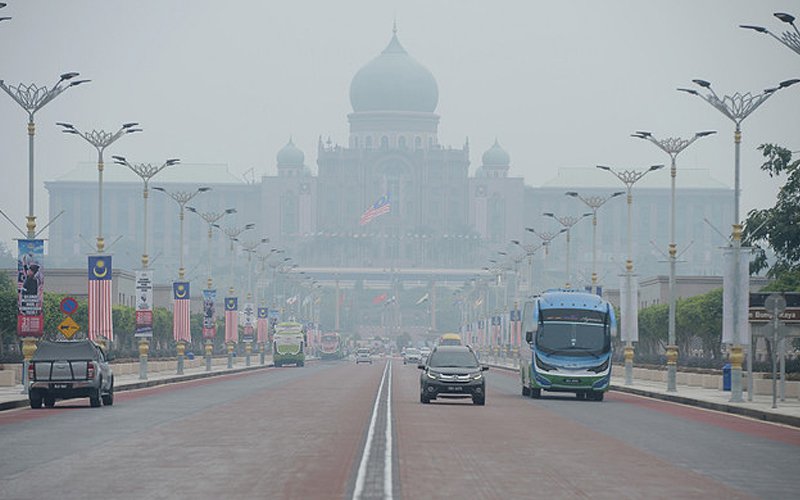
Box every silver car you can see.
[28,340,114,408]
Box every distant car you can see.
[355,347,373,364]
[419,346,431,361]
[28,340,114,408]
[403,348,422,365]
[419,345,488,405]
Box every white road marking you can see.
[352,360,392,500]
[384,362,393,500]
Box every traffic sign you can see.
[58,316,80,339]
[60,296,79,315]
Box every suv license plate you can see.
[447,386,463,391]
[53,383,71,389]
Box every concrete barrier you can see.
[0,370,17,386]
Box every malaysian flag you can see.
[359,193,391,225]
[224,297,238,343]
[88,256,113,342]
[173,282,191,343]
[257,307,269,343]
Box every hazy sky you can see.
[1,1,798,254]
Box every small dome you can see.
[350,31,439,113]
[277,139,304,167]
[481,139,510,167]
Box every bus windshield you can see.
[536,322,609,357]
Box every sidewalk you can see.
[0,355,273,412]
[487,358,800,428]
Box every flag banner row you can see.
[88,255,114,341]
[17,239,44,337]
[173,282,191,343]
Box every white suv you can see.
[403,348,422,365]
[355,347,373,364]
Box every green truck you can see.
[273,321,306,367]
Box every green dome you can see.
[481,140,510,167]
[349,32,439,113]
[277,139,304,166]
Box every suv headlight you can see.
[426,371,439,380]
[471,372,483,380]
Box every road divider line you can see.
[352,360,390,500]
[384,361,393,500]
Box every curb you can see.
[0,363,273,412]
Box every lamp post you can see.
[678,78,799,402]
[153,186,211,374]
[57,122,141,253]
[631,131,716,392]
[214,223,255,368]
[565,191,625,295]
[0,3,11,23]
[113,156,179,379]
[741,12,800,57]
[511,240,543,295]
[187,206,236,371]
[597,164,664,385]
[542,212,592,289]
[1,72,88,239]
[240,238,269,366]
[524,227,567,290]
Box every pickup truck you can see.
[28,340,114,409]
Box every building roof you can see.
[538,167,730,190]
[50,162,244,185]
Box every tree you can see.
[744,144,800,290]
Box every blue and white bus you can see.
[519,290,616,401]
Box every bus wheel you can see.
[530,388,541,399]
[592,392,605,402]
[576,392,586,400]
[522,385,530,397]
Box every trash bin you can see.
[722,363,731,391]
[186,352,195,360]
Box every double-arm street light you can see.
[741,12,800,57]
[542,212,592,289]
[112,156,179,380]
[565,191,624,294]
[525,227,567,289]
[1,72,88,238]
[0,2,11,22]
[511,240,543,295]
[631,131,716,392]
[678,78,799,402]
[239,238,269,366]
[57,122,142,253]
[597,164,664,385]
[152,186,211,279]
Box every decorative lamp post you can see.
[631,130,716,392]
[214,223,255,368]
[524,227,567,290]
[741,12,800,57]
[57,122,141,254]
[542,211,592,289]
[0,3,11,23]
[112,156,179,379]
[153,186,211,374]
[1,71,88,390]
[678,78,799,402]
[597,164,664,385]
[240,237,269,366]
[565,191,624,294]
[186,206,237,371]
[511,240,543,295]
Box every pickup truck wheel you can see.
[102,378,114,406]
[29,392,42,409]
[44,396,56,408]
[89,388,102,408]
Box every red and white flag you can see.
[257,307,269,343]
[88,256,113,342]
[173,282,191,343]
[359,194,391,226]
[224,297,238,343]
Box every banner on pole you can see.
[17,239,44,337]
[173,281,191,343]
[202,289,217,339]
[135,270,154,338]
[722,247,750,345]
[88,255,114,341]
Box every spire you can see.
[393,17,397,35]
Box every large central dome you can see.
[349,31,439,113]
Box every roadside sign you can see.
[58,316,80,339]
[60,296,79,315]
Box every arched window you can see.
[381,136,389,150]
[365,136,373,150]
[398,136,406,149]
[415,136,422,149]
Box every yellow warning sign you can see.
[58,316,80,339]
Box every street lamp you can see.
[186,206,235,371]
[678,78,799,402]
[511,240,543,295]
[0,2,11,22]
[525,227,567,290]
[597,163,664,385]
[741,12,800,57]
[631,130,716,392]
[542,212,592,289]
[57,122,142,253]
[565,191,624,294]
[1,72,88,239]
[153,186,210,375]
[240,237,269,366]
[112,156,179,380]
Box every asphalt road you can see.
[0,359,798,499]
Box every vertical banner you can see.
[619,274,639,343]
[135,270,154,338]
[88,255,114,341]
[17,239,44,337]
[202,289,217,339]
[722,248,750,345]
[241,302,255,342]
[173,282,191,343]
[257,307,269,343]
[224,296,238,343]
[510,309,521,347]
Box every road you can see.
[1,358,798,499]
